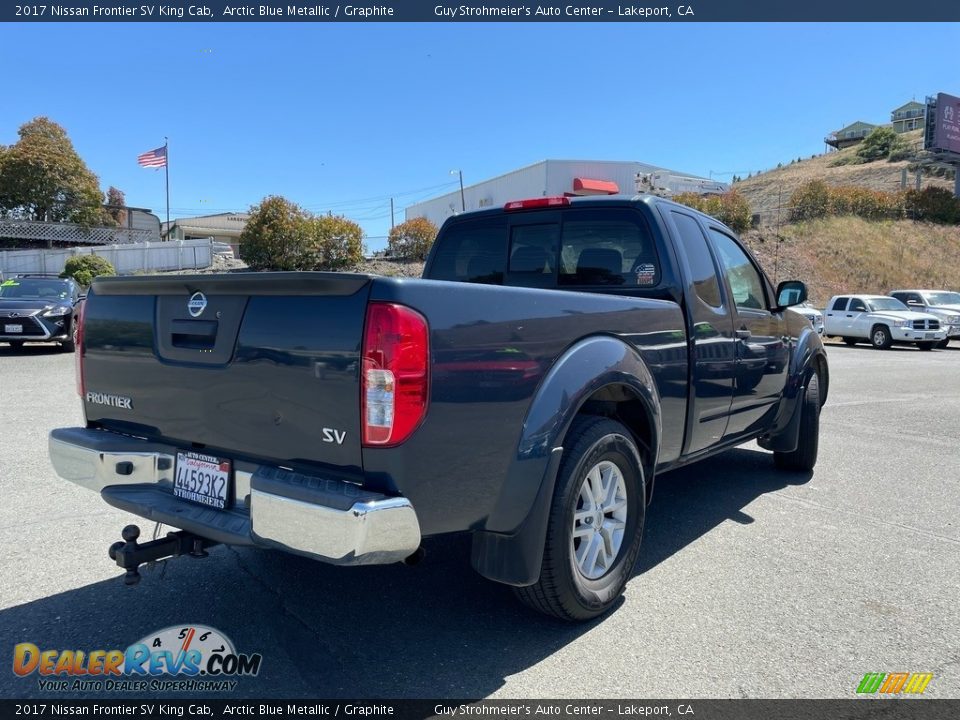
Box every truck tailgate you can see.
[81,273,371,474]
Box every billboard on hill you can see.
[925,92,960,155]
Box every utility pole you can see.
[390,198,395,230]
[774,184,783,284]
[451,169,465,211]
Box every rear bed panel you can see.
[83,273,371,474]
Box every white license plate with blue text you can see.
[174,452,231,509]
[4,324,22,333]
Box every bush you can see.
[790,180,831,221]
[856,127,899,163]
[387,217,439,260]
[672,190,752,233]
[240,196,364,271]
[905,187,960,225]
[308,214,364,270]
[60,254,115,286]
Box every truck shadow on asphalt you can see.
[0,449,807,699]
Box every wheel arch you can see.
[471,335,661,587]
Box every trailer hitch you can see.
[108,525,218,585]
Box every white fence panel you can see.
[0,239,214,277]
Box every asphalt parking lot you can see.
[0,341,957,699]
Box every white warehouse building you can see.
[405,159,727,228]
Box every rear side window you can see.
[831,297,849,311]
[671,211,721,308]
[429,222,507,284]
[558,212,659,288]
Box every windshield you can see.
[866,297,909,312]
[0,278,71,300]
[923,291,960,306]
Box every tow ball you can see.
[108,525,219,585]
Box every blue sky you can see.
[2,22,958,249]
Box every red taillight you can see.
[504,196,570,211]
[75,299,86,398]
[361,302,429,447]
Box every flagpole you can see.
[164,137,170,240]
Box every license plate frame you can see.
[4,324,23,334]
[173,451,232,509]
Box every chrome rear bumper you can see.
[48,427,421,566]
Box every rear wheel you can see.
[871,325,892,350]
[7,341,24,350]
[774,373,821,473]
[514,416,645,622]
[936,339,950,349]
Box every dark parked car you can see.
[0,274,82,352]
[49,195,828,621]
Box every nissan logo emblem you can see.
[8,312,19,318]
[187,291,207,318]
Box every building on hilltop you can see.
[824,121,879,150]
[890,101,926,133]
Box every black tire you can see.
[7,340,24,350]
[917,342,936,351]
[774,373,820,472]
[60,318,77,353]
[514,416,645,622]
[937,339,950,349]
[870,325,892,350]
[842,337,857,346]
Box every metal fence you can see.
[0,239,214,276]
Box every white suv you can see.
[888,290,960,349]
[824,294,946,350]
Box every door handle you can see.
[735,329,751,339]
[846,314,853,317]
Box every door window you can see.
[672,212,722,308]
[848,298,867,312]
[708,230,767,311]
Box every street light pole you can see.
[451,169,465,211]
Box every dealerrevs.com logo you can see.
[13,625,262,692]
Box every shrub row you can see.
[672,190,753,233]
[790,181,960,225]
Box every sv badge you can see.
[322,428,346,445]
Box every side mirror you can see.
[776,280,807,309]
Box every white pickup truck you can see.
[888,289,960,349]
[824,294,947,350]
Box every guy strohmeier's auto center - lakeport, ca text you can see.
[21,4,694,19]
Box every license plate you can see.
[4,324,22,333]
[173,452,231,509]
[925,332,935,339]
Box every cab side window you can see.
[831,297,849,311]
[671,211,721,308]
[848,298,867,312]
[708,230,767,311]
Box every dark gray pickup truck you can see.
[50,195,828,621]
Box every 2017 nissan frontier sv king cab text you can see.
[50,195,828,621]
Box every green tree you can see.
[387,217,439,260]
[61,254,116,286]
[905,187,960,224]
[0,117,105,225]
[239,195,312,271]
[240,196,365,271]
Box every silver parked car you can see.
[888,290,960,348]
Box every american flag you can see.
[137,145,167,168]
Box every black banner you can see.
[2,700,960,720]
[3,0,960,23]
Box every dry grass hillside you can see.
[733,130,954,221]
[742,217,960,307]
